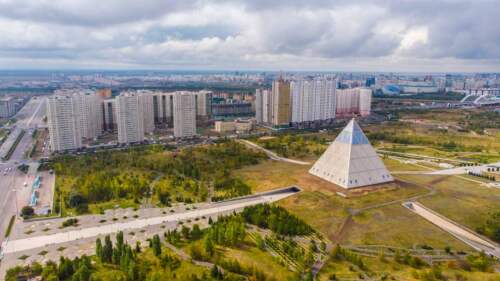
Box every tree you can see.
[332,245,342,260]
[116,231,124,257]
[191,224,203,240]
[68,191,86,208]
[181,226,191,240]
[152,234,162,257]
[58,257,74,280]
[74,264,91,281]
[103,235,113,263]
[135,241,141,253]
[21,206,35,218]
[204,237,214,257]
[95,238,103,261]
[210,265,223,280]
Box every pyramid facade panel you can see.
[309,119,393,189]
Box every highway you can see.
[0,97,46,245]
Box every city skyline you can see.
[0,0,499,72]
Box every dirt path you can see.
[237,139,310,165]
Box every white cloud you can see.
[0,0,498,71]
[398,26,429,51]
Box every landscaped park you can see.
[4,108,500,281]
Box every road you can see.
[403,201,500,259]
[1,187,299,255]
[0,97,46,245]
[237,139,311,165]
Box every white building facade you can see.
[47,95,82,152]
[116,93,145,144]
[335,88,372,117]
[136,90,155,134]
[0,98,16,118]
[173,92,197,138]
[290,79,336,123]
[73,91,103,140]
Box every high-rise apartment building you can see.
[116,93,145,144]
[47,95,82,152]
[195,90,212,117]
[290,79,336,123]
[0,97,16,118]
[261,89,272,124]
[336,88,372,117]
[73,91,103,140]
[359,88,372,116]
[103,99,116,131]
[152,92,173,126]
[136,90,155,134]
[271,77,291,127]
[255,89,264,123]
[173,92,197,138]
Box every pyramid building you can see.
[309,119,393,189]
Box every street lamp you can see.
[12,188,19,218]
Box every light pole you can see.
[13,188,19,218]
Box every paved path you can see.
[403,202,500,258]
[376,149,471,164]
[238,139,310,165]
[427,162,500,176]
[1,188,298,255]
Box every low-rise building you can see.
[214,119,254,133]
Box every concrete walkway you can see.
[238,139,310,165]
[427,162,500,176]
[1,188,299,255]
[403,201,500,258]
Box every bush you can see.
[21,206,35,218]
[61,218,79,228]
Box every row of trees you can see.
[206,216,246,247]
[241,204,314,236]
[468,171,496,181]
[5,256,92,281]
[95,232,140,280]
[331,245,366,270]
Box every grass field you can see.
[234,150,499,253]
[318,253,500,281]
[343,204,471,251]
[182,234,298,280]
[220,239,299,280]
[418,175,500,232]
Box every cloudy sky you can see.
[0,0,499,72]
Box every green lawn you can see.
[318,253,500,281]
[344,204,471,251]
[419,175,500,232]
